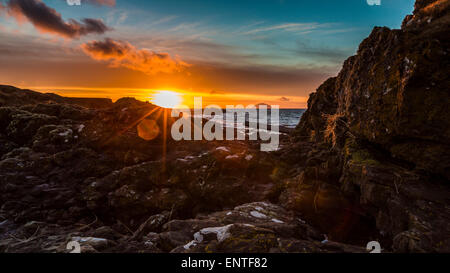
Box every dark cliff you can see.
[286,0,450,252]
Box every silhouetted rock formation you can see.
[283,0,450,252]
[0,85,113,109]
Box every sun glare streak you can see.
[151,90,182,108]
[162,109,168,172]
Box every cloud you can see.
[84,0,116,6]
[3,0,111,38]
[279,97,290,102]
[64,0,116,6]
[81,38,190,75]
[292,40,352,63]
[241,22,327,35]
[0,30,331,103]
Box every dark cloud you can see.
[279,97,290,101]
[81,38,190,74]
[3,0,111,38]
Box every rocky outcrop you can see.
[297,0,450,179]
[0,202,365,253]
[0,85,293,252]
[285,0,450,252]
[0,83,373,253]
[1,0,448,254]
[0,85,113,109]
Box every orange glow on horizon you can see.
[19,85,308,109]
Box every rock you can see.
[0,85,113,109]
[23,221,44,236]
[287,0,450,252]
[5,109,59,144]
[167,202,362,253]
[90,226,123,240]
[132,212,170,240]
[0,220,12,233]
[295,1,450,179]
[71,237,109,251]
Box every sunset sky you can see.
[0,0,414,108]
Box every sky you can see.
[0,0,415,108]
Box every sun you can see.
[151,90,182,108]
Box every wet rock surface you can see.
[1,0,449,253]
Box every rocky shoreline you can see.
[0,0,449,253]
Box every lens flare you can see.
[151,90,182,108]
[137,119,160,140]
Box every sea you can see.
[277,109,306,128]
[222,108,306,129]
[191,108,306,131]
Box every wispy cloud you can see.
[167,22,202,33]
[59,0,116,6]
[292,40,352,63]
[232,20,265,34]
[149,15,178,27]
[318,27,362,35]
[241,22,329,35]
